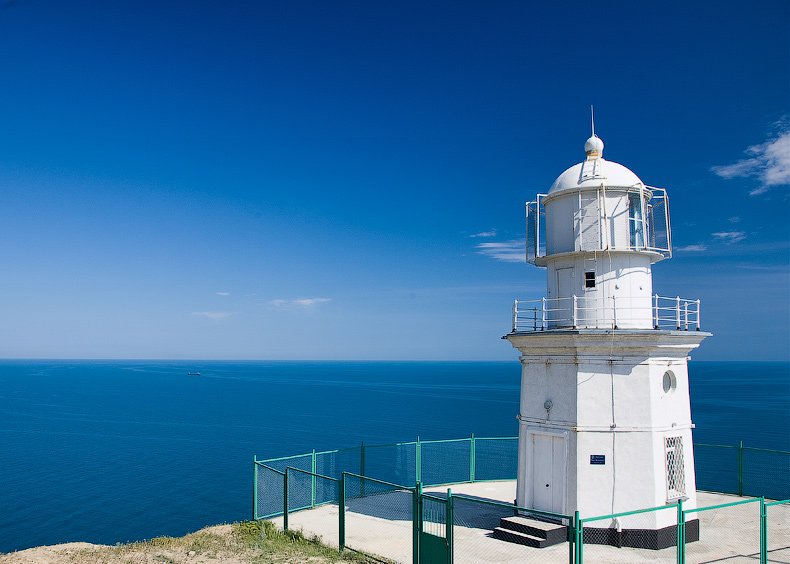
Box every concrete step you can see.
[492,527,550,548]
[498,516,567,546]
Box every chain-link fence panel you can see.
[694,444,739,495]
[452,495,571,564]
[422,439,471,486]
[343,473,413,563]
[254,463,285,519]
[684,498,761,564]
[743,449,790,501]
[315,446,361,480]
[474,437,518,482]
[265,453,312,475]
[766,501,790,564]
[285,468,340,548]
[580,505,678,563]
[364,442,417,486]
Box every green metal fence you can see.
[253,436,790,564]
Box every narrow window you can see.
[665,436,686,500]
[629,193,645,249]
[584,271,596,289]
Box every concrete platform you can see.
[269,482,790,563]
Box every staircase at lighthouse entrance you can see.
[493,515,568,548]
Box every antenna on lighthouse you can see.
[590,105,595,138]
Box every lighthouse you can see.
[507,126,710,548]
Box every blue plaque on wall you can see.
[590,455,606,465]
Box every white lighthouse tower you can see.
[507,124,710,548]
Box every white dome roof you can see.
[549,158,643,194]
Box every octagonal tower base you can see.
[506,328,710,548]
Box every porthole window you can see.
[662,370,677,394]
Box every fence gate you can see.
[418,489,453,564]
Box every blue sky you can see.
[0,0,787,360]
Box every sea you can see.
[0,360,788,553]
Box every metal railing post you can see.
[311,449,317,508]
[339,473,346,551]
[416,436,422,484]
[253,458,258,520]
[446,488,454,564]
[654,294,659,329]
[568,512,578,564]
[413,482,422,564]
[572,295,578,328]
[512,299,518,332]
[738,440,744,496]
[541,297,546,330]
[533,306,537,331]
[760,497,766,564]
[469,434,476,483]
[696,299,701,330]
[677,498,685,564]
[684,302,689,331]
[675,296,681,329]
[283,469,289,531]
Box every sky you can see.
[0,0,788,361]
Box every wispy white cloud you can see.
[676,244,708,252]
[215,291,230,296]
[470,230,497,238]
[711,122,790,195]
[727,216,740,223]
[293,298,332,307]
[192,311,233,320]
[712,231,746,244]
[475,240,525,262]
[268,297,332,309]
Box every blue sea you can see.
[0,360,788,552]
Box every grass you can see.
[0,520,384,563]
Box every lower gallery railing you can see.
[253,436,790,564]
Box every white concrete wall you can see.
[545,253,653,329]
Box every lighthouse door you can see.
[530,433,566,514]
[555,267,574,326]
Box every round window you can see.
[663,370,677,394]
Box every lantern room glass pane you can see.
[629,192,645,249]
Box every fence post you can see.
[677,499,685,564]
[339,473,346,551]
[469,434,476,483]
[413,481,422,564]
[416,436,422,484]
[283,469,289,531]
[759,497,767,564]
[311,449,317,508]
[252,457,258,520]
[568,512,575,564]
[575,511,583,564]
[446,488,454,564]
[738,440,744,496]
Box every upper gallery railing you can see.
[511,294,701,332]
